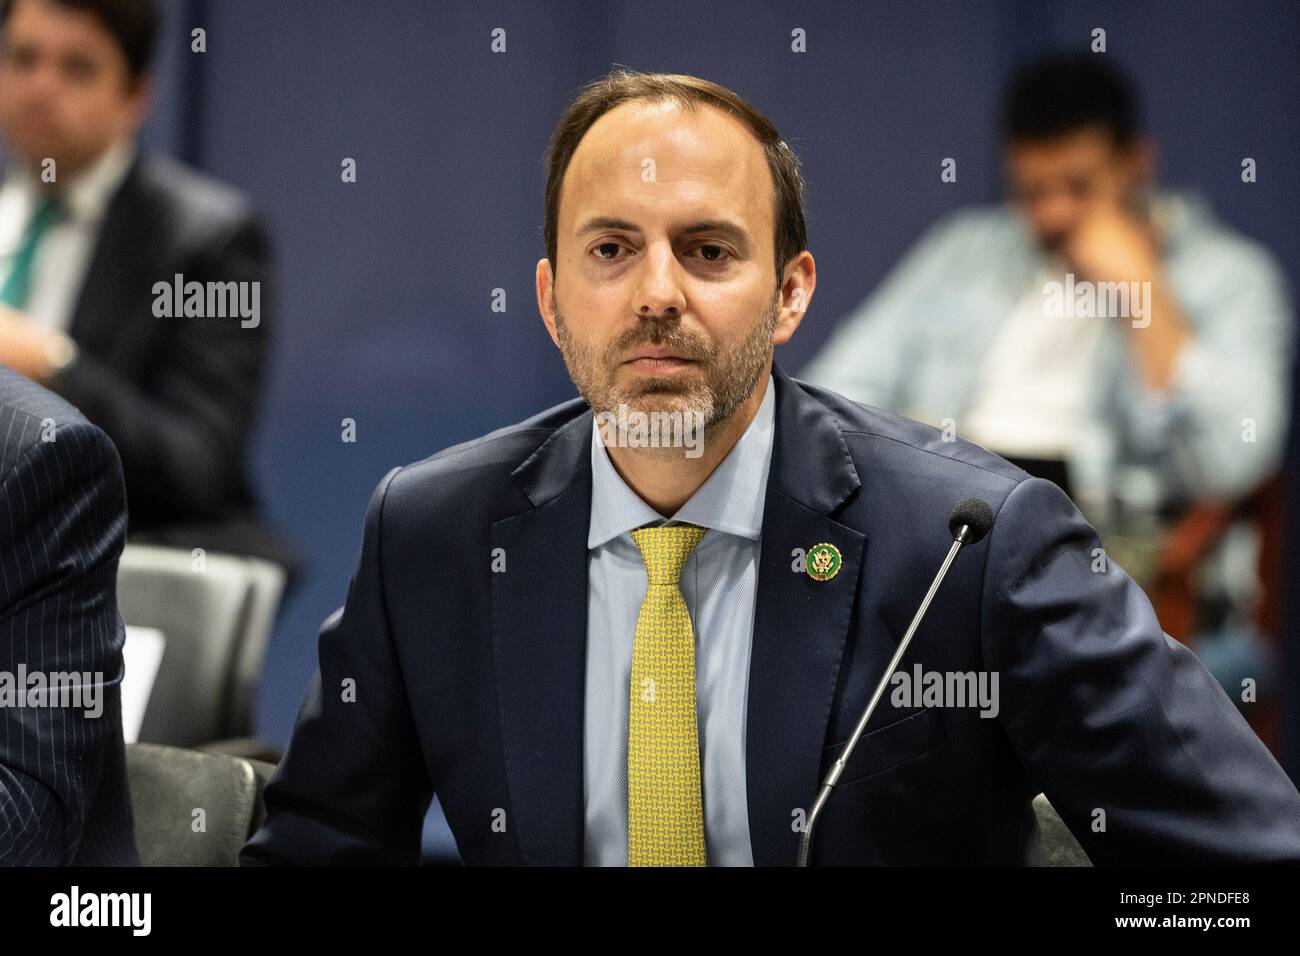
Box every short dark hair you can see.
[0,0,157,82]
[543,69,808,287]
[1003,54,1138,147]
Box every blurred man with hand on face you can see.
[0,0,299,583]
[802,54,1292,678]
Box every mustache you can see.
[1039,231,1070,254]
[609,318,713,362]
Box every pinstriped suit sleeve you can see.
[0,415,131,865]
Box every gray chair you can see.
[1027,792,1091,866]
[126,742,277,866]
[124,743,1087,867]
[117,544,285,756]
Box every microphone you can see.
[795,497,994,867]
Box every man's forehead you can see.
[561,99,772,228]
[1008,128,1119,164]
[7,0,117,54]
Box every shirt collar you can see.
[588,371,775,549]
[4,135,136,225]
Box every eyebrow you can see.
[576,216,751,251]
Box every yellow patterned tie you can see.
[627,523,708,866]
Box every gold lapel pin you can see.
[806,542,842,582]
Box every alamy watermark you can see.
[0,666,103,718]
[595,404,704,458]
[890,664,999,718]
[152,272,260,328]
[1044,273,1151,328]
[50,886,150,935]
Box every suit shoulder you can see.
[0,366,89,430]
[921,203,1024,254]
[131,153,261,238]
[794,375,1027,490]
[0,369,107,479]
[0,368,121,488]
[380,395,589,513]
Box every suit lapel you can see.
[67,155,156,355]
[746,363,866,866]
[490,408,593,865]
[0,154,148,355]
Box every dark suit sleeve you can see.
[52,215,269,524]
[980,476,1300,864]
[241,467,431,865]
[0,419,131,865]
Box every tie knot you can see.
[31,192,67,225]
[629,524,707,585]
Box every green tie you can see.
[627,523,709,866]
[1,193,65,309]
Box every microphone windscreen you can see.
[948,497,994,544]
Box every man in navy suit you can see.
[0,363,137,865]
[243,70,1300,866]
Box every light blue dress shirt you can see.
[800,192,1294,513]
[583,371,775,866]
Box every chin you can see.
[11,133,70,165]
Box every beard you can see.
[553,288,780,445]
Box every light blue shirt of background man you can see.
[801,56,1293,682]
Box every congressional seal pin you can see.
[806,542,842,582]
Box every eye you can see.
[591,241,627,261]
[5,46,37,71]
[63,56,97,83]
[691,244,732,263]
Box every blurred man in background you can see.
[802,54,1292,715]
[0,0,299,583]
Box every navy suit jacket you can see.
[0,365,138,865]
[243,361,1300,865]
[6,151,301,580]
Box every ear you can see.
[1127,135,1156,186]
[536,257,561,349]
[771,251,815,347]
[125,73,155,131]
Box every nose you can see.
[1028,193,1080,246]
[634,241,687,319]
